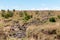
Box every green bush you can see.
[49,17,56,22]
[7,11,13,17]
[2,13,9,18]
[1,11,13,19]
[2,13,8,18]
[57,15,60,19]
[23,11,32,22]
[23,15,32,21]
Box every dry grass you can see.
[0,10,60,40]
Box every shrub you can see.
[4,14,9,18]
[7,11,13,17]
[19,11,32,22]
[13,9,15,12]
[1,13,8,18]
[1,13,5,17]
[48,30,56,34]
[57,15,60,19]
[1,10,6,17]
[49,17,56,22]
[1,10,13,19]
[23,11,32,22]
[23,15,32,21]
[35,11,39,14]
[1,10,5,13]
[19,12,24,17]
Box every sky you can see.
[0,0,60,10]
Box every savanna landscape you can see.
[0,10,60,40]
